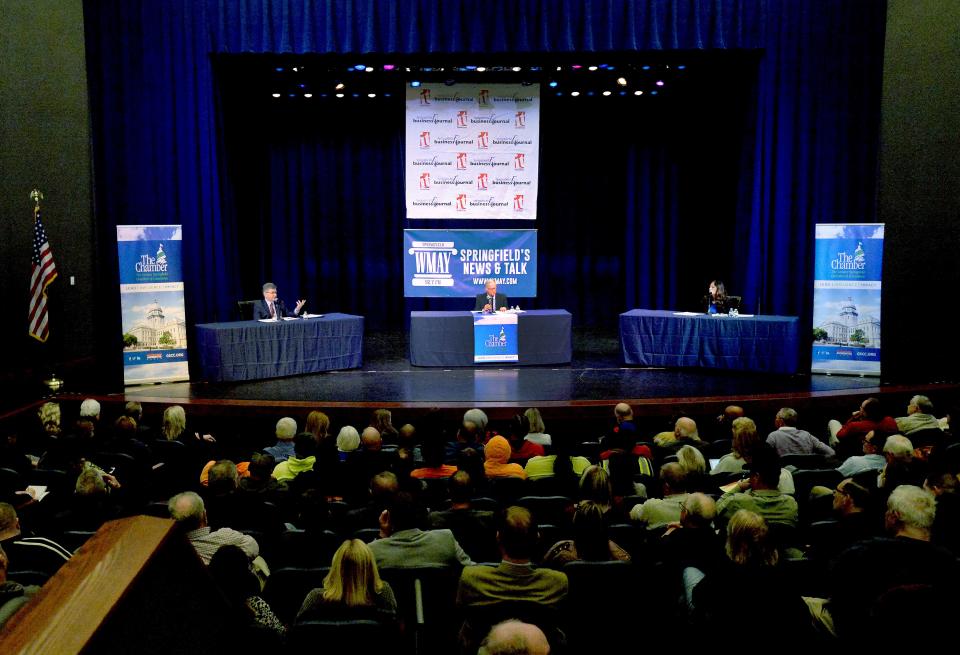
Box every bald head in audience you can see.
[479,620,550,655]
[361,427,382,451]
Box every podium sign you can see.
[474,312,518,363]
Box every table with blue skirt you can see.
[195,313,364,382]
[410,310,572,367]
[619,309,800,374]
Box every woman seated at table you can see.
[702,280,730,314]
[296,539,397,624]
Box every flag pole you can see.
[30,189,64,393]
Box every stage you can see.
[120,329,899,411]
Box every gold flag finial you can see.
[29,189,44,212]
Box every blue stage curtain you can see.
[83,0,886,342]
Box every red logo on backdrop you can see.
[478,89,490,106]
[477,131,489,149]
[419,131,431,148]
[514,153,525,170]
[515,111,526,127]
[456,152,468,169]
[419,89,431,105]
[457,110,468,128]
[514,194,524,211]
[419,172,431,189]
[477,173,489,190]
[456,194,468,211]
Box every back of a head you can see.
[578,465,612,506]
[163,405,187,439]
[422,433,447,468]
[38,402,61,428]
[731,417,760,457]
[524,408,545,434]
[336,425,361,452]
[862,397,884,422]
[449,470,474,504]
[485,435,511,464]
[361,427,383,451]
[614,402,633,420]
[748,445,782,489]
[324,538,381,607]
[912,395,934,414]
[675,417,699,440]
[247,452,275,480]
[884,435,914,461]
[0,503,16,534]
[776,407,799,427]
[75,468,108,497]
[208,544,260,603]
[371,471,399,502]
[305,410,330,439]
[478,619,551,655]
[80,398,101,419]
[168,491,205,531]
[464,408,489,432]
[113,415,138,439]
[676,444,706,475]
[208,460,239,493]
[683,492,717,527]
[660,462,687,493]
[886,485,936,534]
[572,501,610,561]
[726,509,777,566]
[387,492,423,532]
[294,432,318,459]
[498,506,536,560]
[459,420,482,444]
[124,401,143,420]
[275,416,298,440]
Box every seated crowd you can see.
[0,395,957,651]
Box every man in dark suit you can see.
[252,282,305,319]
[473,279,509,312]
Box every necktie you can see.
[270,302,276,318]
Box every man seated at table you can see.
[253,282,305,319]
[474,279,509,313]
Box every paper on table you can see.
[673,312,701,316]
[300,313,324,319]
[257,318,279,323]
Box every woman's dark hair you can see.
[209,545,260,607]
[605,449,638,497]
[573,501,612,561]
[711,280,727,301]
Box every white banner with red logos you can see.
[405,83,540,219]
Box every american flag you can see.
[28,208,58,342]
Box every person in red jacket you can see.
[828,397,898,459]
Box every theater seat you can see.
[287,619,398,650]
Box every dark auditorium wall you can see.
[0,0,96,389]
[879,0,960,381]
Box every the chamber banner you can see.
[811,223,883,376]
[474,312,519,363]
[117,225,190,384]
[404,229,537,298]
[405,83,540,219]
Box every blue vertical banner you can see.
[474,313,519,363]
[117,226,190,384]
[811,223,883,376]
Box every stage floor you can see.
[122,329,889,408]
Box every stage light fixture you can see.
[383,64,395,71]
[556,66,562,71]
[368,93,376,98]
[678,65,686,70]
[335,82,345,90]
[634,90,643,96]
[602,90,612,96]
[548,81,558,87]
[383,92,392,97]
[303,93,313,98]
[364,66,374,72]
[570,91,580,96]
[336,93,345,98]
[354,64,366,71]
[572,65,582,69]
[292,67,299,72]
[530,67,542,72]
[619,91,627,96]
[275,67,284,72]
[298,83,306,88]
[616,77,628,86]
[656,80,664,86]
[288,93,296,97]
[352,92,360,98]
[512,66,522,72]
[476,66,487,72]
[555,91,563,96]
[271,93,281,98]
[410,81,421,87]
[586,91,595,96]
[642,65,651,70]
[650,90,658,95]
[464,65,477,70]
[588,65,598,71]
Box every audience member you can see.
[411,434,458,480]
[522,408,551,448]
[272,433,317,483]
[828,397,898,456]
[264,417,297,461]
[0,544,40,629]
[765,407,835,457]
[0,502,72,577]
[371,409,399,444]
[209,544,285,637]
[544,501,630,565]
[297,539,397,623]
[428,471,498,563]
[484,436,526,479]
[895,395,942,437]
[715,446,798,531]
[368,492,472,569]
[446,419,487,463]
[506,415,545,463]
[335,425,361,462]
[478,619,550,655]
[630,463,688,530]
[346,471,400,533]
[836,429,891,478]
[168,491,258,565]
[600,402,637,452]
[304,410,331,446]
[652,493,724,576]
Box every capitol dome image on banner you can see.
[117,225,190,384]
[811,223,883,376]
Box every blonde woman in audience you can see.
[523,408,552,447]
[296,539,397,623]
[305,410,331,444]
[710,417,794,494]
[162,405,215,443]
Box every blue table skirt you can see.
[410,310,572,367]
[195,313,364,382]
[620,309,799,374]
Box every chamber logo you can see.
[832,242,867,271]
[485,326,508,348]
